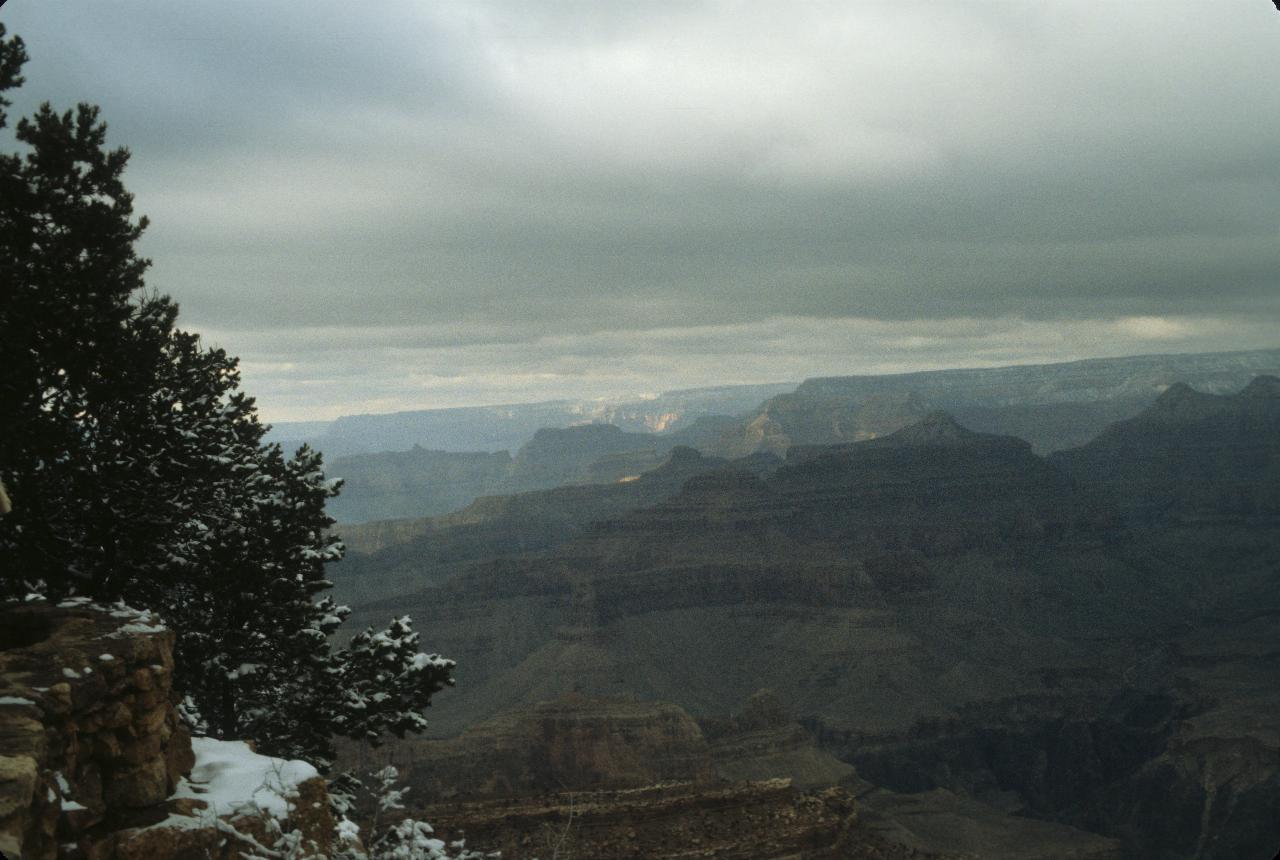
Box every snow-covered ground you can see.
[173,737,318,819]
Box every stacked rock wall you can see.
[0,599,193,859]
[0,599,337,860]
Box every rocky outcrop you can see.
[508,424,663,492]
[700,690,855,790]
[358,690,855,805]
[0,600,333,860]
[335,692,957,857]
[382,696,716,800]
[715,390,932,458]
[0,599,190,859]
[112,737,335,860]
[415,780,932,860]
[355,690,1136,858]
[352,689,1122,858]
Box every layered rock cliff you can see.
[338,690,1122,858]
[0,600,332,860]
[341,690,848,803]
[0,600,192,859]
[372,696,717,800]
[419,780,871,860]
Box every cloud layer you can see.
[5,1,1279,419]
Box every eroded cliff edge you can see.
[0,599,331,860]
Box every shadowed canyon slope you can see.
[326,423,700,523]
[331,446,736,606]
[1049,374,1280,519]
[342,375,1280,859]
[712,347,1280,457]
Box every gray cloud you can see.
[212,313,1280,421]
[3,0,1278,419]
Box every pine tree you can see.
[0,24,453,769]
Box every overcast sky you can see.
[4,1,1279,421]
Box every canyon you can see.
[3,361,1277,857]
[321,348,1280,525]
[335,373,1280,858]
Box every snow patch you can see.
[106,603,168,635]
[112,622,167,635]
[337,817,361,843]
[171,737,318,820]
[411,652,451,671]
